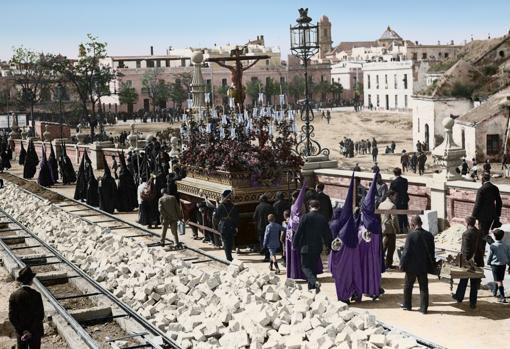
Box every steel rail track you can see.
[0,206,181,349]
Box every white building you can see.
[363,60,413,111]
[330,61,363,100]
[412,95,473,150]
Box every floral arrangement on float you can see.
[180,115,303,186]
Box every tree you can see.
[264,77,280,106]
[288,76,305,103]
[142,68,170,110]
[118,82,138,114]
[169,80,187,108]
[245,80,261,106]
[58,34,114,123]
[330,81,343,104]
[174,72,192,94]
[314,80,331,103]
[216,85,229,106]
[10,47,61,130]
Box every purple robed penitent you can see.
[329,173,362,301]
[357,172,383,298]
[286,182,323,280]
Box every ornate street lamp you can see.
[290,8,329,157]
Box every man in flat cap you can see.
[213,189,240,261]
[9,266,45,349]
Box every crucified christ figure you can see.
[207,46,269,111]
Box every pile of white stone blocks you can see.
[1,184,428,349]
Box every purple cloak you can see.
[286,182,323,280]
[329,173,362,301]
[358,172,383,297]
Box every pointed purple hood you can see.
[361,172,382,234]
[339,173,359,248]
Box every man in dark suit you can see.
[273,192,290,225]
[293,200,332,293]
[400,215,435,314]
[390,167,410,233]
[253,194,275,261]
[452,216,482,308]
[315,183,333,221]
[472,172,502,265]
[213,190,240,261]
[9,266,45,349]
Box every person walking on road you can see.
[452,216,482,308]
[253,194,274,261]
[488,229,510,303]
[158,189,183,247]
[293,200,332,293]
[380,190,400,268]
[9,266,45,349]
[213,190,240,262]
[472,172,502,266]
[400,215,435,314]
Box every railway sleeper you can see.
[1,236,26,245]
[69,305,113,324]
[19,253,48,265]
[37,270,69,286]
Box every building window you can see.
[367,75,371,89]
[404,95,408,108]
[266,59,269,66]
[117,60,125,68]
[395,95,398,108]
[376,95,380,107]
[221,78,227,87]
[146,60,155,68]
[368,94,372,106]
[444,53,449,58]
[487,134,500,155]
[280,76,285,85]
[412,52,418,60]
[422,52,427,60]
[165,59,170,67]
[126,80,132,87]
[438,52,442,58]
[418,118,420,132]
[403,74,408,89]
[376,75,379,89]
[266,77,271,86]
[136,60,141,68]
[385,74,388,89]
[181,58,187,67]
[321,75,324,82]
[394,74,397,89]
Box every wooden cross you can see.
[207,46,269,111]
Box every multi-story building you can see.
[363,60,414,111]
[330,61,362,101]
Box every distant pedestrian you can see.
[452,216,482,308]
[353,163,361,172]
[483,159,491,175]
[400,150,409,173]
[371,162,380,174]
[391,141,396,153]
[410,152,418,173]
[9,266,44,349]
[461,159,469,176]
[418,152,427,176]
[263,214,283,274]
[416,141,422,153]
[375,173,388,208]
[158,189,183,247]
[273,192,290,225]
[488,229,510,303]
[213,190,240,261]
[400,215,435,314]
[372,143,379,162]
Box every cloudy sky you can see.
[1,0,509,60]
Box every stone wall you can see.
[315,169,510,229]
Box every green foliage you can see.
[264,77,280,105]
[142,68,171,109]
[482,64,499,76]
[56,34,115,117]
[288,76,305,101]
[330,81,343,102]
[169,80,187,107]
[216,85,229,97]
[314,80,331,102]
[448,82,476,99]
[118,82,138,106]
[245,80,261,104]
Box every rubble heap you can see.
[1,184,427,349]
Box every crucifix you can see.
[207,46,269,111]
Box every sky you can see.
[1,0,509,60]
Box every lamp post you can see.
[290,8,329,157]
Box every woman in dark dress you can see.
[138,177,159,228]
